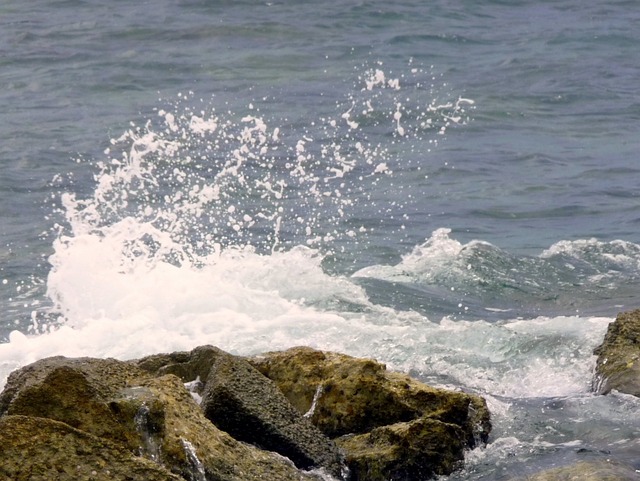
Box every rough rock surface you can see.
[336,417,467,480]
[0,355,321,481]
[135,345,344,477]
[0,345,493,481]
[201,349,345,478]
[593,308,640,396]
[0,415,182,481]
[512,460,639,481]
[249,346,491,480]
[134,344,227,386]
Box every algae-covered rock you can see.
[0,415,182,481]
[593,309,640,396]
[0,356,148,450]
[0,355,322,481]
[249,346,491,480]
[336,417,467,481]
[249,346,490,444]
[1,345,493,481]
[512,460,639,481]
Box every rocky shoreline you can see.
[1,309,640,481]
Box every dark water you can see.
[2,1,640,479]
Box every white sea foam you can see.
[1,64,605,407]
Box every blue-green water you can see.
[1,1,640,479]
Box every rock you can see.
[0,355,322,481]
[135,373,323,481]
[0,415,182,481]
[0,356,148,449]
[200,349,345,479]
[134,344,226,386]
[135,345,345,478]
[249,346,491,480]
[336,417,467,481]
[593,309,640,396]
[512,460,639,481]
[249,346,490,443]
[0,345,493,481]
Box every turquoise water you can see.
[1,1,640,479]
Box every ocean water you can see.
[2,1,640,479]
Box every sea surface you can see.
[2,1,640,479]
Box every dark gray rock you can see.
[201,349,345,479]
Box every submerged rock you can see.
[249,346,491,480]
[593,308,640,396]
[512,460,639,481]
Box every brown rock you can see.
[593,309,640,396]
[0,355,322,481]
[336,417,467,481]
[249,346,490,444]
[0,356,147,449]
[0,415,182,481]
[249,346,491,480]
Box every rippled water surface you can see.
[2,1,640,479]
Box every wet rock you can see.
[1,345,493,481]
[249,346,491,479]
[134,344,226,386]
[0,355,322,481]
[201,349,345,479]
[249,346,490,443]
[0,415,182,481]
[135,373,323,481]
[336,417,467,481]
[0,356,148,449]
[512,460,639,481]
[593,309,640,396]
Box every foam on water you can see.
[0,63,477,389]
[0,66,623,476]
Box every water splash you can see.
[134,402,162,463]
[180,438,206,481]
[51,63,472,265]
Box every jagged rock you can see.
[0,355,322,481]
[135,345,345,478]
[200,349,345,479]
[336,417,467,481]
[249,346,491,480]
[1,346,493,481]
[249,346,490,442]
[134,344,226,386]
[593,309,640,396]
[135,374,323,481]
[512,460,639,480]
[0,356,148,450]
[0,415,182,481]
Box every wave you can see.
[352,227,640,318]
